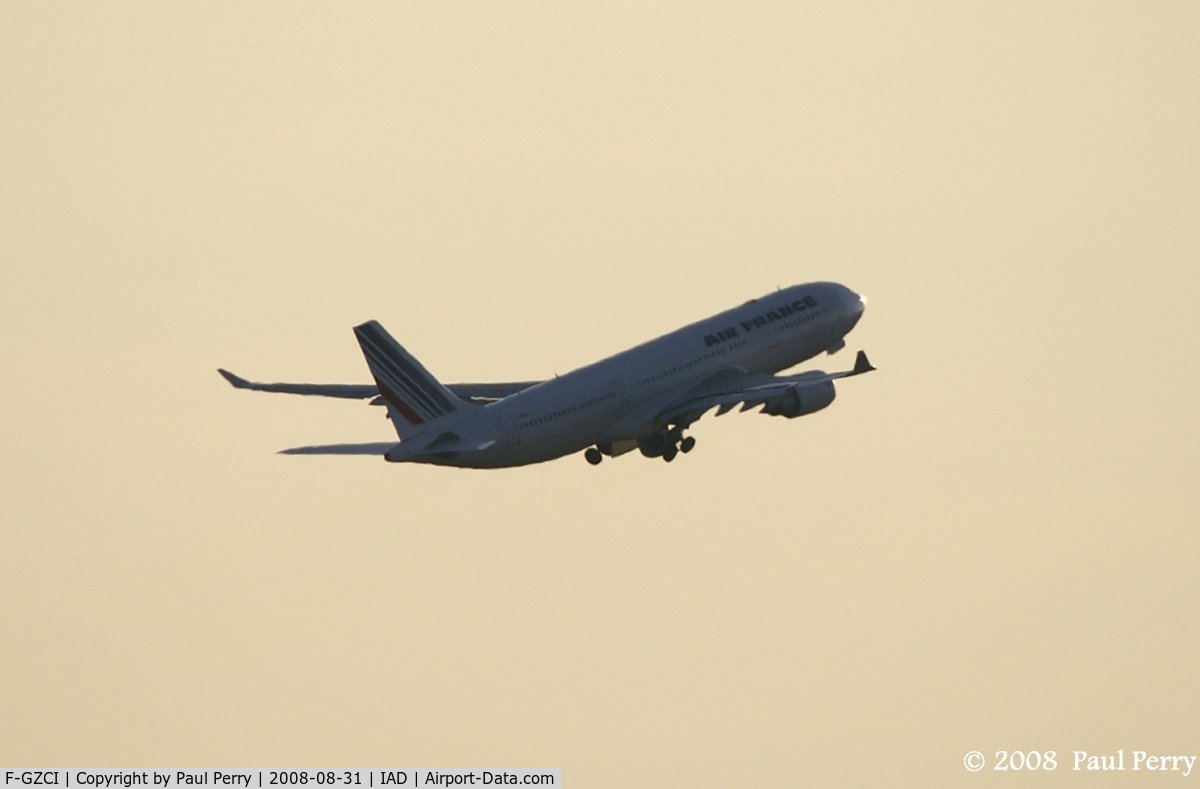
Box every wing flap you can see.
[448,381,543,401]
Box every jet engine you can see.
[760,380,836,418]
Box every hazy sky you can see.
[3,3,1197,785]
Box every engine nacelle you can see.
[761,380,836,418]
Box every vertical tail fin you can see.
[353,321,468,438]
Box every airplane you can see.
[219,281,874,468]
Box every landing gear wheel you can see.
[679,436,696,453]
[662,446,678,463]
[585,447,603,466]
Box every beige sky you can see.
[2,2,1198,785]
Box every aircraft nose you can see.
[837,285,866,332]
[841,284,866,314]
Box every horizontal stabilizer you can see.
[382,435,497,463]
[428,437,497,452]
[279,442,398,456]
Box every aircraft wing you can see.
[218,368,540,403]
[218,369,378,399]
[653,350,876,428]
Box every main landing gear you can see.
[659,434,697,463]
[639,427,697,464]
[584,430,696,466]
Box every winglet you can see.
[852,350,875,375]
[828,351,876,381]
[218,368,251,388]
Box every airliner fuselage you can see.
[462,282,865,467]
